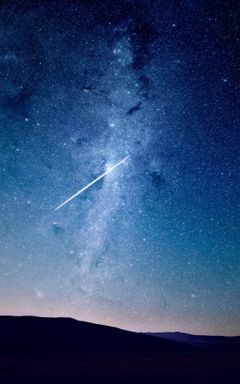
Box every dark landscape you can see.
[0,316,239,383]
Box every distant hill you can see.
[0,316,194,356]
[0,316,239,383]
[146,331,240,351]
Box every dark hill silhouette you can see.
[0,315,194,356]
[0,316,239,383]
[146,331,240,351]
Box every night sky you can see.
[0,0,239,335]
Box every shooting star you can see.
[54,155,130,211]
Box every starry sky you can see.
[0,0,239,336]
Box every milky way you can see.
[0,1,239,335]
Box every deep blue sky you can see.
[0,0,239,335]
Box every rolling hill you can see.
[0,316,239,383]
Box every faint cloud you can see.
[34,289,44,299]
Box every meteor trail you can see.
[54,155,130,211]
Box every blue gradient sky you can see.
[0,0,239,335]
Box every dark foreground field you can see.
[0,316,239,383]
